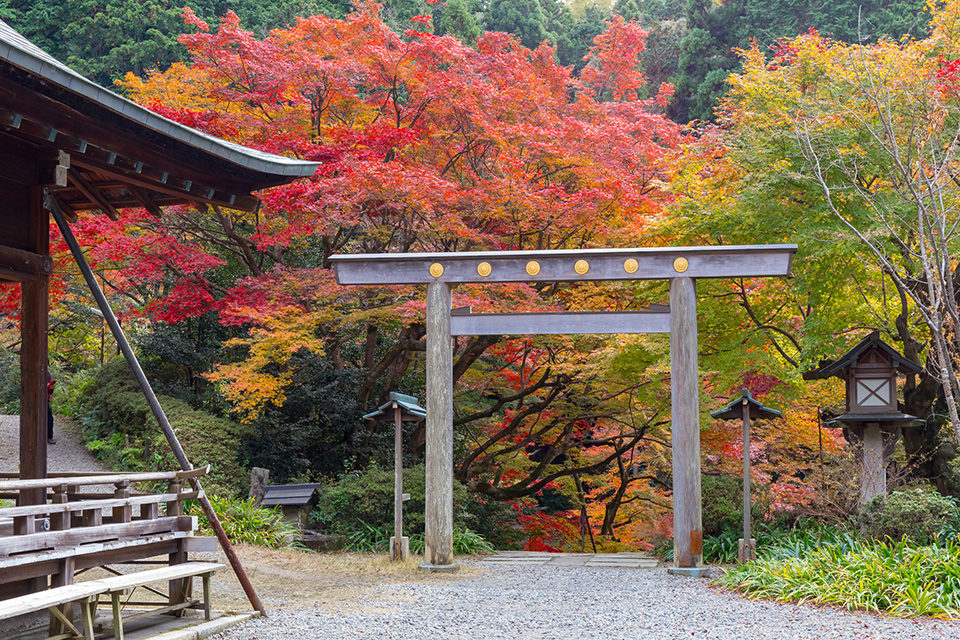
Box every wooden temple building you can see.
[0,19,316,638]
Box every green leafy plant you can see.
[718,538,960,617]
[190,496,300,549]
[858,489,959,545]
[653,520,855,564]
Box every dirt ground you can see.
[196,545,483,614]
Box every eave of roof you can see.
[803,331,925,380]
[709,388,782,421]
[0,20,317,181]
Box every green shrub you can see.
[190,496,300,549]
[75,359,250,496]
[718,538,960,617]
[858,488,959,545]
[312,462,521,549]
[701,474,771,537]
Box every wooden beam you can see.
[0,244,53,281]
[127,185,163,218]
[68,169,119,220]
[450,311,670,336]
[331,245,798,285]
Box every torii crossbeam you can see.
[331,245,796,573]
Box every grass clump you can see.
[718,538,960,618]
[345,520,494,555]
[191,496,301,549]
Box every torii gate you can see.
[332,245,796,574]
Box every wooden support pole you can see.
[422,281,455,570]
[669,277,703,570]
[739,398,755,563]
[860,423,885,505]
[391,404,408,561]
[18,186,48,536]
[44,190,267,616]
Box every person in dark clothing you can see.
[47,371,55,444]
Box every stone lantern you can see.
[803,331,924,505]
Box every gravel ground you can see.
[210,563,960,640]
[0,413,105,474]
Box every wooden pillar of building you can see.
[422,281,456,570]
[19,187,48,512]
[668,277,705,574]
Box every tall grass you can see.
[655,521,857,564]
[346,521,494,555]
[718,538,960,618]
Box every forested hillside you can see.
[1,0,930,121]
[3,0,960,557]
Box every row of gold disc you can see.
[428,257,689,278]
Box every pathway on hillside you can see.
[0,414,107,474]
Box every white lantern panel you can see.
[856,378,891,407]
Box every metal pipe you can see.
[44,189,267,617]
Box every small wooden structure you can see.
[803,331,924,504]
[363,392,426,561]
[258,483,324,530]
[0,18,316,632]
[331,245,797,574]
[710,388,781,562]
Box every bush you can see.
[190,496,300,549]
[311,462,521,549]
[701,474,770,537]
[718,538,960,617]
[858,488,959,545]
[74,359,251,496]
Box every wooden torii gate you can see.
[332,245,796,574]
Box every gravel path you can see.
[210,564,960,640]
[0,414,106,474]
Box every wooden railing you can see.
[0,467,207,559]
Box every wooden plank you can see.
[0,517,189,557]
[92,562,223,593]
[669,277,703,569]
[450,311,670,336]
[0,582,102,620]
[0,492,180,519]
[423,281,454,568]
[0,467,207,491]
[331,245,798,285]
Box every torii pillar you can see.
[331,245,797,573]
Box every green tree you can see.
[485,0,548,49]
[437,0,481,44]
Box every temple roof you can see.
[0,19,317,214]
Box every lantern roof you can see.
[802,331,924,381]
[710,388,782,421]
[363,392,427,423]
